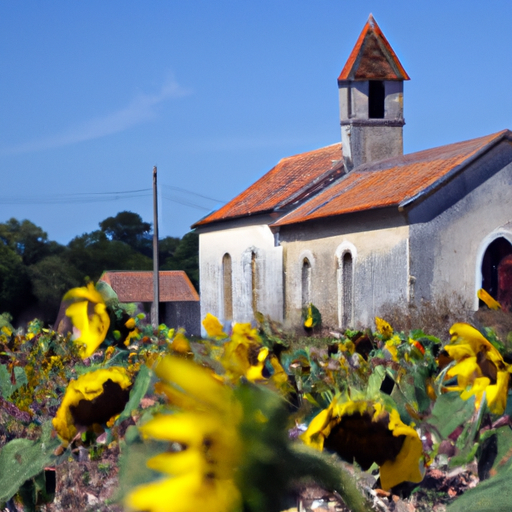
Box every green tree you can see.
[0,242,31,318]
[158,235,180,265]
[99,211,152,256]
[160,231,199,290]
[28,255,82,323]
[66,230,152,282]
[0,218,63,266]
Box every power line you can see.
[0,184,226,210]
[161,183,225,203]
[161,193,214,211]
[0,190,151,205]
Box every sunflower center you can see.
[324,411,406,470]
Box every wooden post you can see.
[152,166,160,329]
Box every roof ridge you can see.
[354,129,511,173]
[272,129,512,227]
[279,142,341,162]
[338,14,409,81]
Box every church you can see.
[192,15,512,330]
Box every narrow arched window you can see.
[341,252,353,327]
[222,253,233,320]
[301,258,312,308]
[251,251,258,316]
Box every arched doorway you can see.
[498,255,512,311]
[481,237,512,308]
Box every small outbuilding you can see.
[99,270,200,335]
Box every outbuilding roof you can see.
[193,143,343,227]
[99,271,199,302]
[338,14,410,81]
[272,130,511,227]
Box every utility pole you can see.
[152,166,160,329]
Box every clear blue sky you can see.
[1,1,511,244]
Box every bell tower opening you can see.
[368,80,385,119]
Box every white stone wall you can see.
[199,224,283,330]
[281,223,410,329]
[410,158,512,309]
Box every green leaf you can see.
[0,422,60,503]
[0,365,27,399]
[492,425,512,472]
[428,392,475,439]
[412,365,432,413]
[450,401,485,467]
[367,365,386,398]
[116,365,152,424]
[116,436,171,502]
[446,455,512,512]
[288,445,374,512]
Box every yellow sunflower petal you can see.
[379,429,423,490]
[146,449,204,476]
[155,356,231,413]
[485,371,509,415]
[65,294,110,359]
[446,356,481,390]
[140,412,222,447]
[478,288,502,310]
[63,282,104,304]
[375,317,393,339]
[301,404,336,450]
[202,313,227,339]
[125,473,200,512]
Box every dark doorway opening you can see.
[481,237,512,305]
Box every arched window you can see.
[251,251,258,316]
[222,253,233,320]
[341,252,353,327]
[301,258,312,308]
[335,242,357,329]
[481,237,512,307]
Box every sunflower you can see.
[442,322,510,415]
[301,396,423,490]
[168,330,192,354]
[52,366,131,446]
[64,282,110,358]
[202,313,228,339]
[125,356,242,512]
[375,317,393,340]
[221,322,269,383]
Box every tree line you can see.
[0,211,198,326]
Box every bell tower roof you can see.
[338,14,410,81]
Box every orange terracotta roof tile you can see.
[273,130,510,227]
[193,144,343,227]
[338,14,410,81]
[99,271,199,302]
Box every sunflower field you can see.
[1,282,512,511]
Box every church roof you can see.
[272,130,511,227]
[338,14,410,81]
[193,144,344,227]
[99,271,199,302]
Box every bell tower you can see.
[338,15,410,171]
